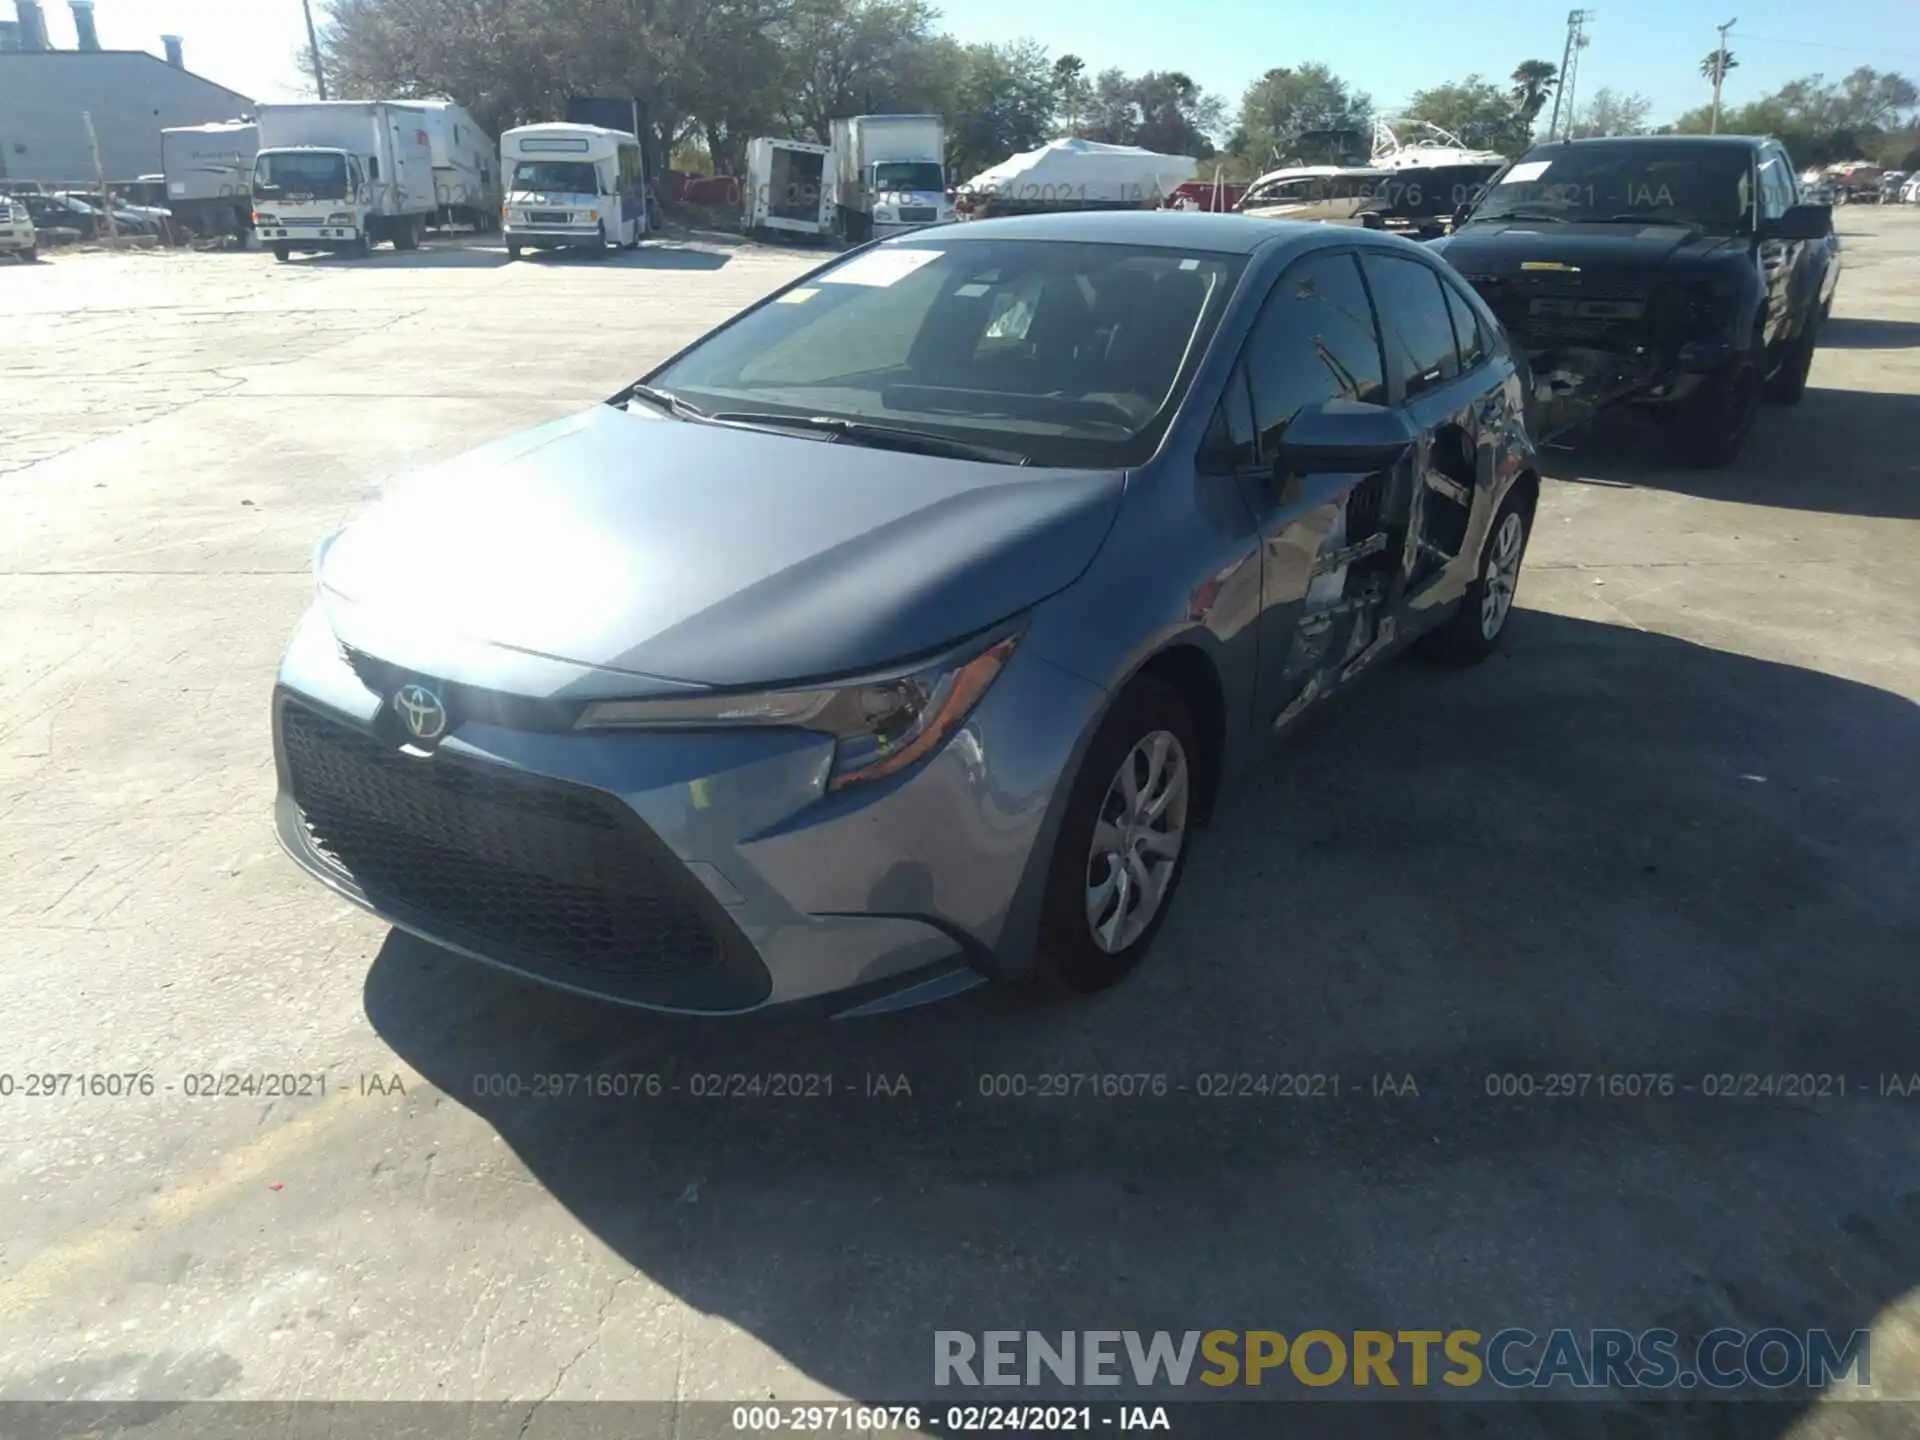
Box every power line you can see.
[1730,31,1920,64]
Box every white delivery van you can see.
[252,102,436,259]
[501,123,649,258]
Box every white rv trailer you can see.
[407,99,501,230]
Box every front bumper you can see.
[270,602,1106,1016]
[258,224,360,246]
[504,223,602,246]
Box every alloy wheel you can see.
[1479,510,1526,640]
[1085,730,1190,953]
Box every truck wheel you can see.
[22,243,37,263]
[272,243,291,262]
[393,217,421,251]
[1763,314,1819,404]
[1666,357,1759,469]
[506,242,521,261]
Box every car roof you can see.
[893,211,1380,256]
[1527,133,1766,149]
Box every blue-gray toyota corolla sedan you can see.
[273,212,1540,1017]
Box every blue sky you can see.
[71,0,1920,128]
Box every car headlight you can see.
[326,212,353,225]
[255,212,278,225]
[575,624,1022,791]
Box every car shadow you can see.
[1544,385,1920,520]
[1818,317,1920,350]
[363,611,1920,1426]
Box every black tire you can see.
[591,222,609,256]
[506,242,521,261]
[1665,356,1759,469]
[1030,676,1200,996]
[272,243,291,262]
[1764,313,1819,404]
[22,244,37,263]
[393,216,421,251]
[1421,487,1533,665]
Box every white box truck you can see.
[160,120,257,242]
[251,101,437,260]
[743,136,833,239]
[408,99,500,231]
[829,115,952,241]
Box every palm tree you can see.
[1699,48,1738,84]
[1509,60,1559,125]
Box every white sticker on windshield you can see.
[776,287,819,304]
[954,282,991,297]
[1179,257,1200,270]
[820,248,943,287]
[1504,160,1552,183]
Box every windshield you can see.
[1468,142,1755,233]
[253,152,348,200]
[643,239,1247,468]
[873,162,944,194]
[511,160,601,194]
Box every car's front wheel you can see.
[1764,314,1819,404]
[1032,676,1198,995]
[1666,356,1759,468]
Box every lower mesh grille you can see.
[280,703,722,978]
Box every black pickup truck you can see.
[1429,135,1840,467]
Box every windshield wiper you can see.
[704,412,1033,466]
[611,382,709,420]
[1603,213,1706,233]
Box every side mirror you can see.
[1278,398,1418,473]
[1770,203,1831,241]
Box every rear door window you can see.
[1361,253,1461,399]
[1442,279,1491,371]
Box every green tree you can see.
[1571,87,1653,138]
[1081,68,1226,155]
[1402,74,1531,153]
[947,40,1058,180]
[1700,48,1737,84]
[1509,60,1559,125]
[1234,63,1372,167]
[1052,54,1090,137]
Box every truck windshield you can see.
[253,152,348,200]
[1469,142,1755,233]
[511,161,601,194]
[641,238,1247,469]
[873,162,944,193]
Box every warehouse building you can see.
[0,2,253,184]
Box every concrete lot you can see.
[1,217,1917,1432]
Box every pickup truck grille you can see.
[1464,273,1654,350]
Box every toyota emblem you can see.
[393,683,448,743]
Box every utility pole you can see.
[1709,17,1736,134]
[1561,24,1591,139]
[1548,10,1595,140]
[302,0,328,101]
[82,110,117,241]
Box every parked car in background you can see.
[1902,174,1920,204]
[272,213,1541,1018]
[1879,172,1909,203]
[1434,134,1836,467]
[0,197,36,261]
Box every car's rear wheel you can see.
[1421,490,1532,665]
[1032,677,1198,996]
[1666,356,1759,468]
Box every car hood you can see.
[1433,220,1743,280]
[317,405,1124,691]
